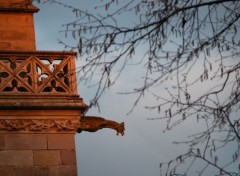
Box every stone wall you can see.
[0,13,36,50]
[0,50,87,176]
[0,2,88,176]
[0,109,83,176]
[0,134,77,176]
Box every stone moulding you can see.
[0,94,88,111]
[0,119,80,133]
[0,0,39,13]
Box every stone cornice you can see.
[0,95,88,112]
[0,2,39,13]
[0,50,77,56]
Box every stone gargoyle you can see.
[77,116,125,136]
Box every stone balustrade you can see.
[0,50,78,95]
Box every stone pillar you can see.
[0,1,88,176]
[0,0,38,50]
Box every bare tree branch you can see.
[36,0,240,175]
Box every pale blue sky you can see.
[32,1,234,176]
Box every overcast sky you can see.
[32,1,225,176]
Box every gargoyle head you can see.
[116,122,125,136]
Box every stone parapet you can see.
[0,51,81,95]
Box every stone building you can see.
[0,0,124,175]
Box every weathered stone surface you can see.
[0,0,39,12]
[0,4,36,50]
[0,2,84,176]
[0,150,33,166]
[0,42,11,49]
[33,150,61,166]
[0,15,6,26]
[1,30,29,40]
[10,40,35,50]
[0,0,26,4]
[15,167,49,176]
[7,14,33,27]
[0,17,36,50]
[4,134,47,150]
[47,134,76,149]
[49,166,77,176]
[0,135,5,149]
[0,109,81,118]
[0,167,14,176]
[61,150,77,165]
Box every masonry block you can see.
[0,167,14,176]
[14,167,49,176]
[47,134,76,149]
[61,150,77,165]
[49,166,77,176]
[0,150,33,166]
[4,134,47,150]
[33,150,61,166]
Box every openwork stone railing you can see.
[0,51,78,95]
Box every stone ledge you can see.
[0,95,88,111]
[0,0,39,13]
[0,50,77,55]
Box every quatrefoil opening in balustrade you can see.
[36,58,70,93]
[0,57,34,93]
[2,79,28,92]
[0,71,9,84]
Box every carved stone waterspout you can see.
[77,116,125,136]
